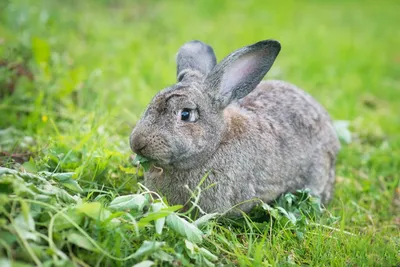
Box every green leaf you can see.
[199,247,218,262]
[202,257,215,267]
[151,202,166,235]
[108,194,148,211]
[15,212,35,232]
[133,155,152,171]
[284,192,295,206]
[194,213,219,228]
[261,203,280,219]
[134,154,149,164]
[67,232,97,252]
[185,240,217,265]
[0,258,32,267]
[22,158,37,173]
[41,171,83,193]
[76,202,111,222]
[334,120,352,144]
[277,207,297,225]
[137,209,172,227]
[166,213,203,243]
[295,230,305,240]
[152,250,174,263]
[53,208,83,231]
[184,239,196,254]
[133,260,154,267]
[14,213,39,242]
[55,189,80,204]
[0,231,17,245]
[132,241,164,259]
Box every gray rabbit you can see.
[130,39,340,214]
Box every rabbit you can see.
[130,39,340,215]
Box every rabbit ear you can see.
[176,40,217,83]
[205,40,281,109]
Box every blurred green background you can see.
[1,0,399,124]
[0,0,399,265]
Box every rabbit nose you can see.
[130,133,148,154]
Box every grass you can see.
[0,0,399,265]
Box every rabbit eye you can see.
[179,108,196,122]
[181,109,190,121]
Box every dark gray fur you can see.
[130,39,340,215]
[176,40,217,83]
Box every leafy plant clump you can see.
[0,167,335,266]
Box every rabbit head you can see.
[130,40,281,170]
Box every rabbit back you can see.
[241,80,340,202]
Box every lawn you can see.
[0,0,399,266]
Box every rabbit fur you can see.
[130,39,340,214]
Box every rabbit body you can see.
[130,40,340,214]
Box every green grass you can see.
[1,0,399,266]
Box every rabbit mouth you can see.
[146,154,191,169]
[141,153,174,167]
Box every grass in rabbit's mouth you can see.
[134,154,152,171]
[0,0,399,266]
